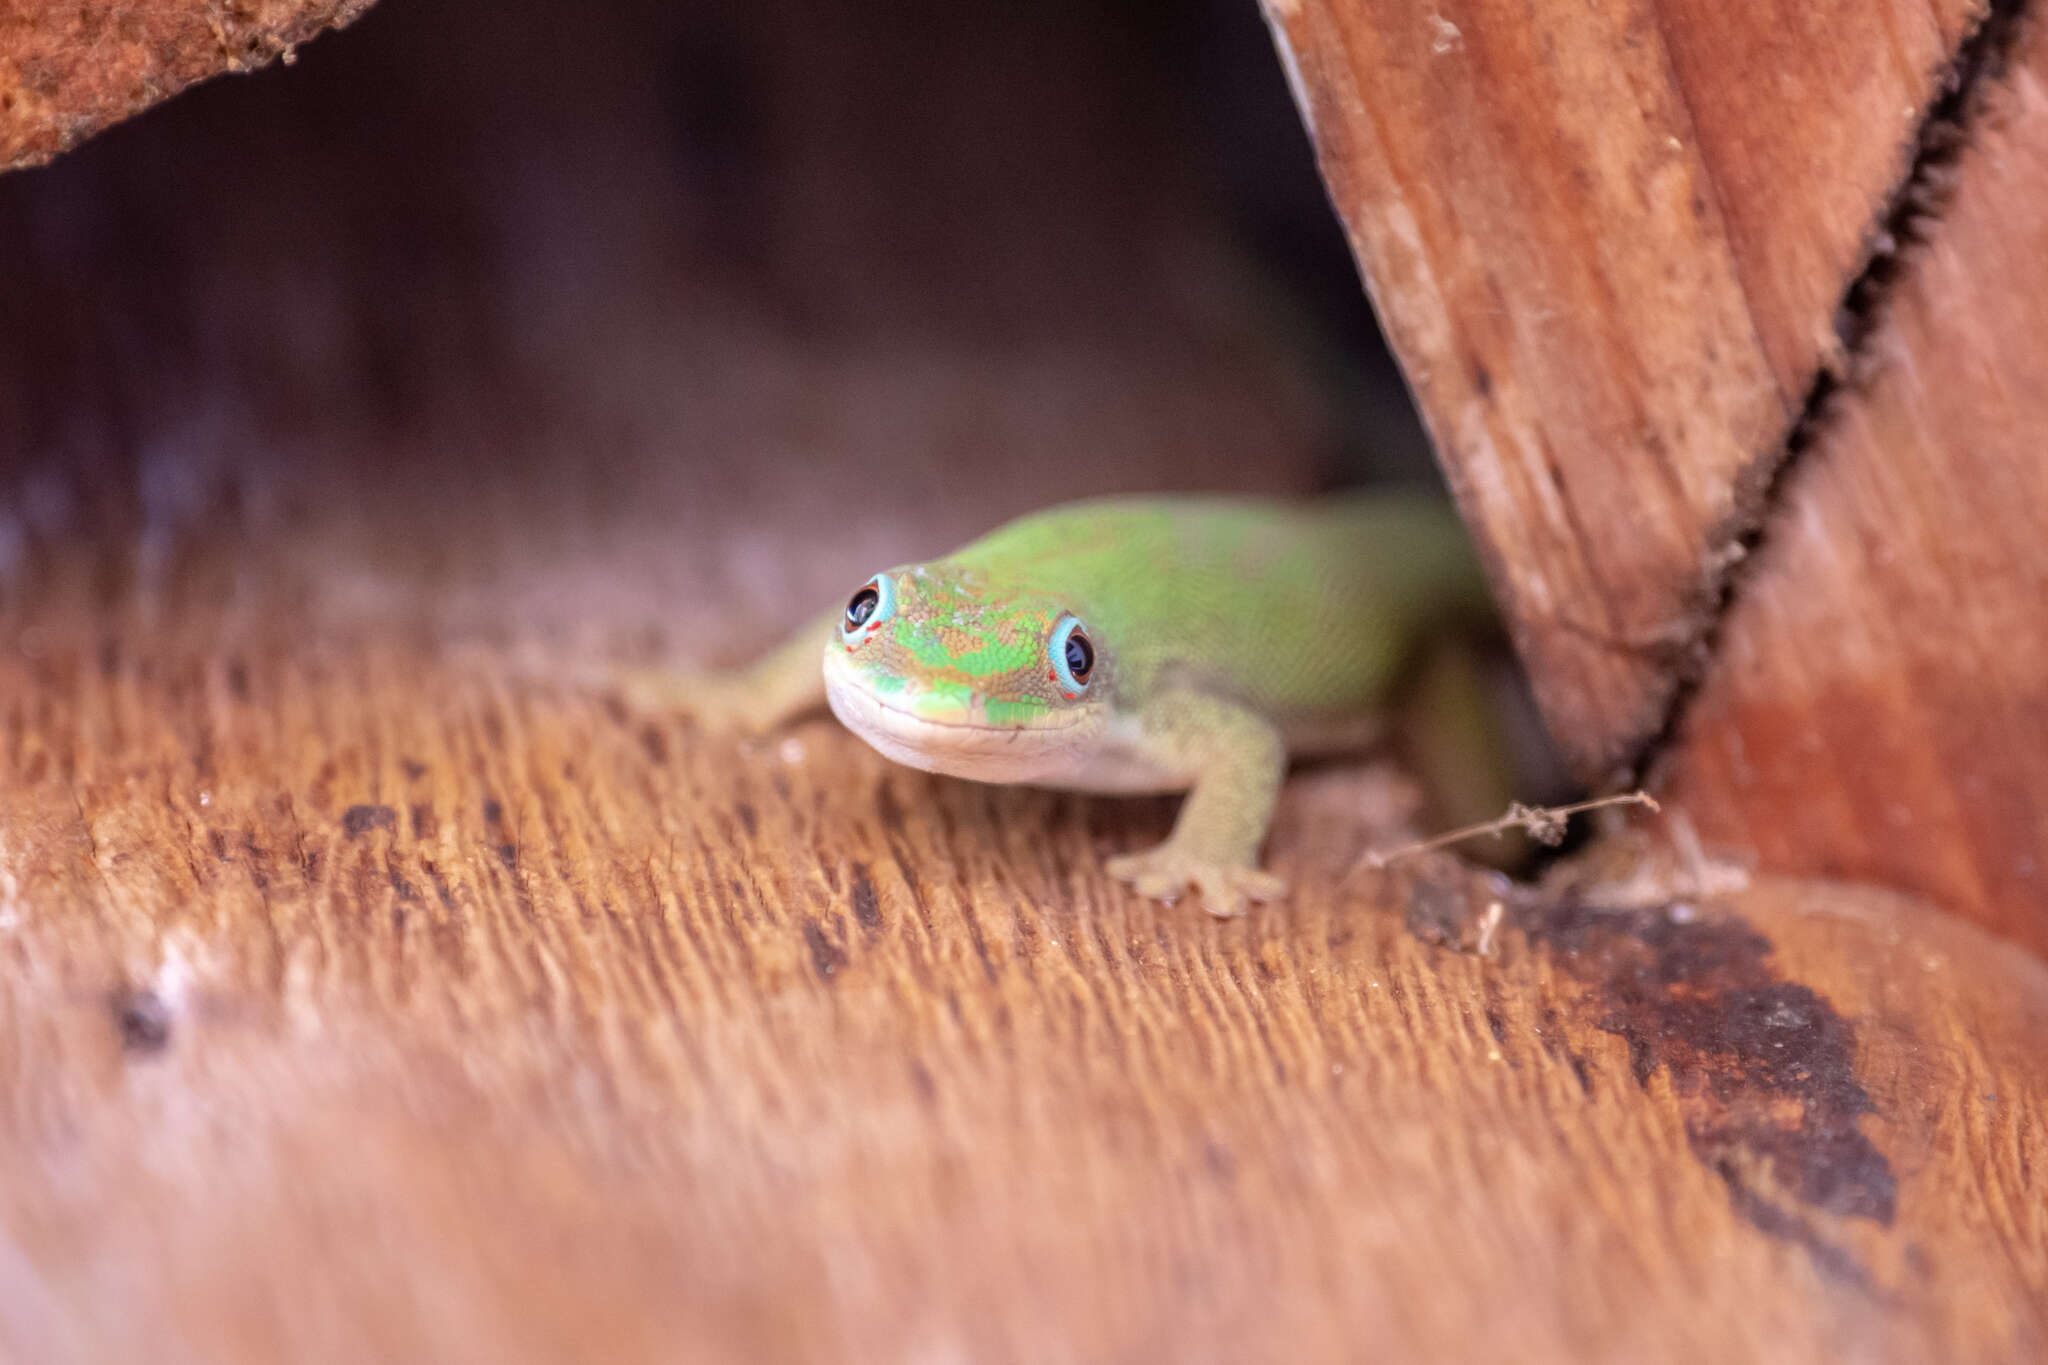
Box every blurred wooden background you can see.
[2,1,2045,1361]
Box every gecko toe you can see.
[1195,868,1285,918]
[1105,845,1286,916]
[1119,863,1184,902]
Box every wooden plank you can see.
[1653,0,1981,393]
[0,0,375,172]
[1,3,2041,1354]
[2,611,2045,1359]
[1654,12,2048,954]
[1262,0,1985,778]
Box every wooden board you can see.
[3,606,2046,1360]
[2,2,2043,1356]
[1653,12,2048,954]
[1262,0,1986,779]
[0,0,375,171]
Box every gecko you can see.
[627,492,1497,916]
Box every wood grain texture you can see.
[1654,11,2048,955]
[1262,0,1986,778]
[2,3,2043,1356]
[0,0,375,171]
[1,610,2045,1362]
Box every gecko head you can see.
[821,563,1111,783]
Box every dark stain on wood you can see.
[638,725,668,766]
[1524,897,1893,1284]
[239,833,270,892]
[387,861,421,903]
[803,918,848,981]
[110,987,172,1055]
[341,804,396,838]
[850,864,882,936]
[421,860,457,911]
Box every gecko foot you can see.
[617,667,789,736]
[1104,844,1287,918]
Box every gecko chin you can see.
[823,659,1093,786]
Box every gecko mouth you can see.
[823,664,1086,782]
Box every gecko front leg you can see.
[1104,690,1288,918]
[619,609,835,735]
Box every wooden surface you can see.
[1654,12,2048,955]
[4,2,2046,1359]
[1262,0,1985,778]
[3,611,2047,1361]
[1266,0,2048,955]
[0,0,374,171]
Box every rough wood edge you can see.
[0,0,378,173]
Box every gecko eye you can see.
[1049,615,1094,694]
[842,574,894,645]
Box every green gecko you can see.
[629,492,1496,916]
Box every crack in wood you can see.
[1624,0,2035,791]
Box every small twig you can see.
[1356,792,1660,872]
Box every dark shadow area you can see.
[0,0,1426,541]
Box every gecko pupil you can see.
[845,586,880,629]
[1064,630,1093,680]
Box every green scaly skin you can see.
[625,492,1493,916]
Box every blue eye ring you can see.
[1049,615,1094,696]
[842,574,894,647]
